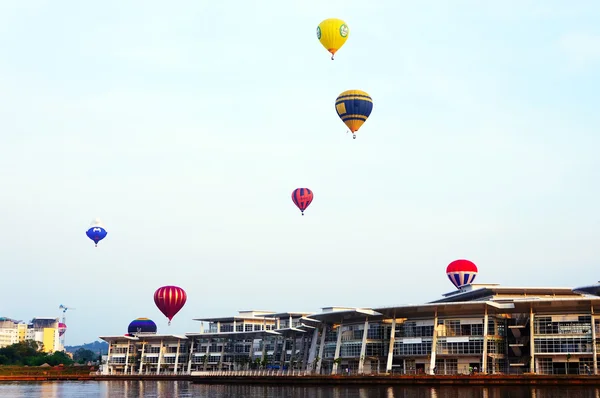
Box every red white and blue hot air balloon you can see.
[446,259,478,289]
[86,218,107,247]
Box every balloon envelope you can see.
[58,323,67,337]
[317,18,349,59]
[86,218,107,246]
[335,90,373,137]
[446,259,478,289]
[291,188,313,215]
[154,286,187,325]
[128,318,157,335]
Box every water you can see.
[0,381,598,398]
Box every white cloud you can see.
[559,32,600,66]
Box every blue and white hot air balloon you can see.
[86,218,107,247]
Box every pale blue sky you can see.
[1,1,599,345]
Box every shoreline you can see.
[1,374,600,385]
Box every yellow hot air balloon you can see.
[316,18,349,60]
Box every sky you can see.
[1,0,599,345]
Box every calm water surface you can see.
[0,381,599,397]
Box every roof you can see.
[99,334,188,342]
[432,286,581,303]
[573,283,600,297]
[374,301,512,318]
[263,312,314,318]
[192,316,276,322]
[374,297,600,318]
[185,330,281,339]
[307,308,383,324]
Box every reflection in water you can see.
[0,381,599,397]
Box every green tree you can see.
[73,348,97,364]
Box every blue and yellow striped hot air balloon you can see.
[335,90,373,139]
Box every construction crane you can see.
[58,304,75,349]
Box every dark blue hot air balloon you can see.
[128,318,157,335]
[86,218,107,247]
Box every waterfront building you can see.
[99,282,600,376]
[99,317,188,375]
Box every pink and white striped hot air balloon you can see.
[58,322,67,337]
[446,259,478,289]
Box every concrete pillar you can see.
[307,328,318,369]
[530,307,535,373]
[174,339,181,374]
[386,317,397,372]
[233,320,236,332]
[592,305,598,375]
[156,340,164,375]
[105,342,112,375]
[261,336,267,366]
[124,342,130,374]
[279,337,286,366]
[358,319,369,374]
[482,305,489,373]
[138,342,146,374]
[203,340,210,371]
[290,333,297,369]
[218,341,226,370]
[429,310,438,375]
[186,339,194,374]
[217,322,221,333]
[332,323,343,374]
[316,325,327,374]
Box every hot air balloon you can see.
[154,286,187,326]
[335,90,373,139]
[58,323,67,337]
[446,259,478,289]
[317,18,349,60]
[86,218,107,247]
[128,318,157,335]
[292,188,313,216]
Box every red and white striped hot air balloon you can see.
[446,259,478,289]
[154,286,187,325]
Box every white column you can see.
[482,305,489,373]
[203,340,210,371]
[429,310,438,375]
[332,323,343,374]
[138,342,146,374]
[316,325,327,374]
[217,322,221,333]
[386,318,397,372]
[104,342,112,375]
[233,320,236,333]
[530,307,535,373]
[592,305,598,375]
[187,339,194,374]
[124,342,130,374]
[156,340,164,375]
[307,329,318,370]
[290,333,297,369]
[279,337,286,366]
[174,339,181,374]
[358,319,369,374]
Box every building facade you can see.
[100,283,600,375]
[0,317,62,353]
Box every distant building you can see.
[99,282,600,376]
[0,316,62,353]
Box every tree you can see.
[73,348,97,364]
